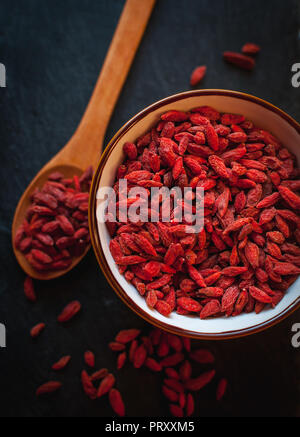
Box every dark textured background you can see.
[0,0,299,417]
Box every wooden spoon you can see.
[12,0,156,280]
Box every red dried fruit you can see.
[205,124,219,151]
[278,185,300,210]
[179,360,192,381]
[91,368,108,381]
[145,357,162,372]
[221,286,239,312]
[267,231,285,244]
[177,297,202,312]
[155,300,172,316]
[109,342,126,352]
[186,393,195,416]
[216,378,228,401]
[146,274,172,290]
[84,350,95,368]
[57,300,81,323]
[165,367,180,380]
[163,386,179,402]
[24,276,36,302]
[133,344,147,368]
[161,110,188,122]
[256,192,280,209]
[109,388,125,417]
[52,355,71,371]
[81,370,97,400]
[172,156,184,180]
[123,142,137,160]
[30,323,45,338]
[97,373,115,398]
[187,265,206,287]
[221,266,248,276]
[233,290,249,316]
[273,262,300,275]
[157,335,170,357]
[56,214,75,235]
[160,353,185,367]
[33,193,58,211]
[146,290,158,308]
[19,237,32,253]
[190,65,207,86]
[192,105,220,120]
[223,51,255,70]
[208,155,229,179]
[259,207,277,225]
[200,300,221,319]
[199,287,224,297]
[117,352,127,370]
[164,378,184,393]
[245,241,259,269]
[36,381,62,396]
[242,43,261,55]
[228,132,248,143]
[185,369,216,391]
[31,249,53,264]
[249,286,272,303]
[221,113,245,125]
[166,333,182,352]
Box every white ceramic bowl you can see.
[89,89,300,339]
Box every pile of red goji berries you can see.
[108,106,300,319]
[35,324,227,417]
[108,328,227,417]
[14,166,93,272]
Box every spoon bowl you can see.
[12,163,88,280]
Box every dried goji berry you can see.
[30,323,45,338]
[24,276,36,302]
[223,51,255,70]
[185,369,216,391]
[190,65,207,86]
[36,381,62,396]
[216,378,228,401]
[97,373,115,398]
[84,350,95,368]
[242,42,260,55]
[57,301,81,323]
[109,389,125,417]
[133,344,147,369]
[52,355,71,371]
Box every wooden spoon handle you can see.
[67,0,156,168]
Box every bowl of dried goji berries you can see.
[89,89,300,339]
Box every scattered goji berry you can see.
[52,356,71,371]
[190,65,207,86]
[36,381,62,396]
[57,300,81,323]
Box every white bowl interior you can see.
[96,93,300,336]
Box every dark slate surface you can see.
[0,0,299,417]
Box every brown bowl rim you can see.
[89,89,300,340]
